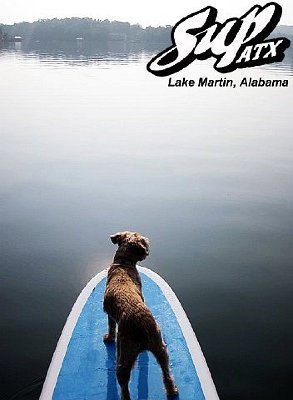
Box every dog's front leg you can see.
[103,315,116,342]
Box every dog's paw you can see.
[103,333,116,342]
[165,383,179,397]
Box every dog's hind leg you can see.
[116,338,139,400]
[151,342,178,396]
[103,316,116,342]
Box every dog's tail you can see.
[118,305,160,345]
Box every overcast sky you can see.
[1,0,293,26]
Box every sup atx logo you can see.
[147,2,290,76]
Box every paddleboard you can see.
[40,266,219,400]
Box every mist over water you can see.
[0,41,292,399]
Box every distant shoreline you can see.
[1,17,292,46]
[0,18,173,45]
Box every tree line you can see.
[0,18,172,44]
[0,26,9,42]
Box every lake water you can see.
[0,41,292,400]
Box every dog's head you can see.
[110,231,149,262]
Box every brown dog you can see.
[103,231,178,400]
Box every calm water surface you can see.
[0,41,293,399]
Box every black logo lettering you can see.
[147,3,291,76]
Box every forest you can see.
[0,18,172,44]
[1,18,292,59]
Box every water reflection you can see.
[1,38,292,73]
[0,39,162,67]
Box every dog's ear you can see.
[110,232,123,245]
[130,236,150,260]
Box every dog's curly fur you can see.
[103,231,178,400]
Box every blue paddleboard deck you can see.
[40,267,219,400]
